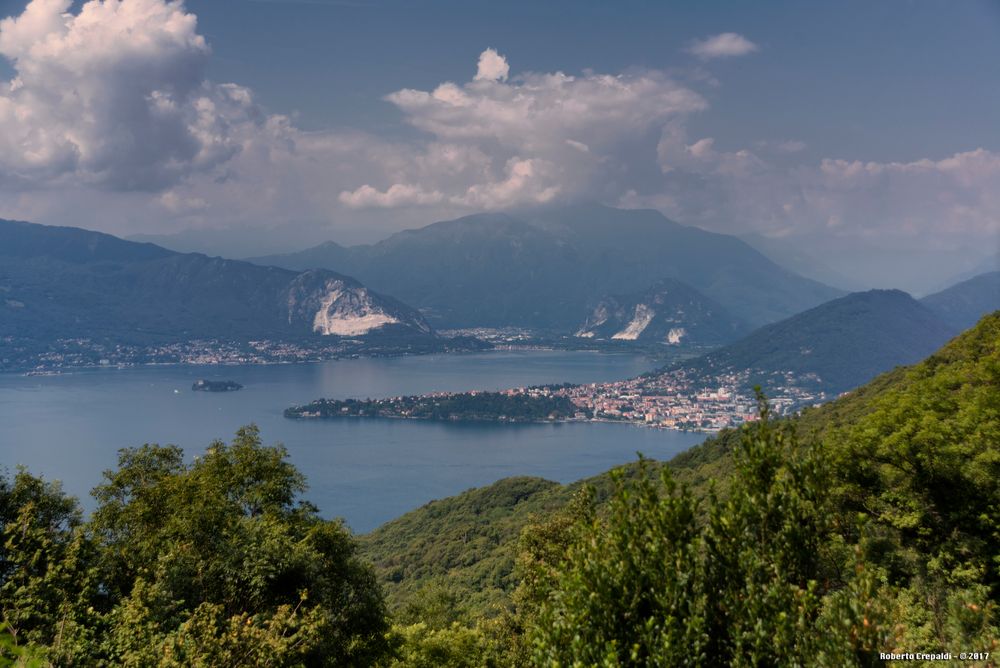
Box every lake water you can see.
[0,351,706,532]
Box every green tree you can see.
[531,459,707,667]
[0,470,100,663]
[530,395,894,667]
[386,622,492,668]
[827,319,1000,648]
[85,426,394,666]
[700,396,889,665]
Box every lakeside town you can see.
[287,364,830,433]
[0,336,472,374]
[542,366,828,431]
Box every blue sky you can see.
[0,0,997,291]
[186,0,1000,161]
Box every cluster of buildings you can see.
[4,337,366,373]
[499,367,825,432]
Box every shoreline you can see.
[5,345,654,378]
[285,411,718,435]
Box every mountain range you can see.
[4,211,997,376]
[0,219,433,349]
[250,204,844,333]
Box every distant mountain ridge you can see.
[0,219,433,348]
[670,289,958,395]
[920,271,1000,331]
[250,204,844,332]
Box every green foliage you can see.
[373,312,1000,664]
[826,311,1000,649]
[697,397,890,664]
[387,622,494,668]
[360,477,571,617]
[0,626,46,668]
[532,459,707,666]
[529,400,894,667]
[0,469,99,663]
[0,426,394,667]
[521,314,1000,664]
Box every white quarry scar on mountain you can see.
[612,304,656,340]
[666,327,687,344]
[312,288,400,336]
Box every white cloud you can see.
[451,157,560,209]
[0,0,258,191]
[474,47,509,82]
[339,183,444,208]
[688,33,758,60]
[359,49,707,209]
[387,56,706,150]
[647,126,1000,259]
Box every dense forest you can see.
[2,312,998,666]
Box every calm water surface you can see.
[0,351,705,532]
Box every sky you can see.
[0,0,998,292]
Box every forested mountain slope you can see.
[361,310,1000,636]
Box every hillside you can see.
[359,477,568,615]
[668,289,957,395]
[360,310,1000,621]
[0,219,435,366]
[921,270,1000,330]
[575,278,747,345]
[251,204,842,331]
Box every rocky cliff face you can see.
[285,271,432,337]
[576,278,746,345]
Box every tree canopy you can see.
[1,427,392,666]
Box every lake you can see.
[0,351,706,532]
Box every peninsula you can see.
[284,390,584,423]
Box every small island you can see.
[285,390,587,423]
[192,379,243,392]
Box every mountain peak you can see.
[250,204,842,331]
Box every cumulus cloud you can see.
[646,126,1000,259]
[0,0,261,191]
[452,157,561,209]
[339,183,444,208]
[688,33,758,60]
[386,60,705,150]
[332,50,707,210]
[474,47,509,82]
